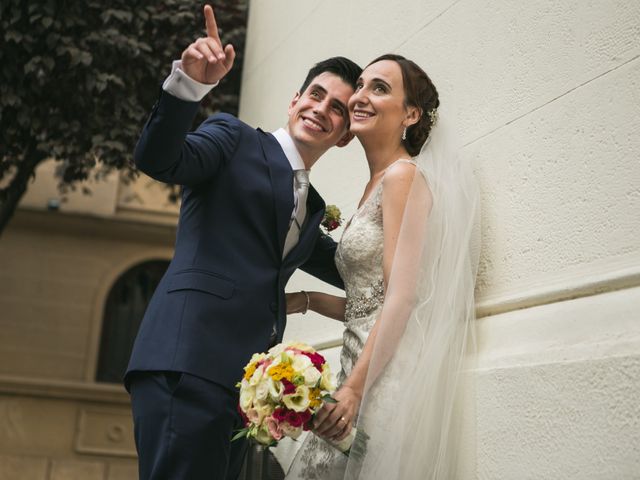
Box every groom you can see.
[125,4,361,480]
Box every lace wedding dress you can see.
[285,160,415,480]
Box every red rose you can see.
[285,410,304,427]
[281,378,296,395]
[273,408,288,422]
[302,351,326,371]
[237,404,250,426]
[285,409,312,428]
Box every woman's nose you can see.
[350,89,367,108]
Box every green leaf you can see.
[231,427,250,442]
[5,30,23,43]
[322,394,338,404]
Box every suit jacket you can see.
[125,92,343,392]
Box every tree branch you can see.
[0,145,46,236]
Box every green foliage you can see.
[0,0,247,193]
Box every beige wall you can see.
[0,170,177,479]
[239,0,640,477]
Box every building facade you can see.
[0,166,177,479]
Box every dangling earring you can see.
[402,127,407,141]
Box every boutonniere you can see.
[321,205,342,235]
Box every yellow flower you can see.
[308,387,322,409]
[268,363,294,382]
[243,361,258,381]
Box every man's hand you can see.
[181,4,236,84]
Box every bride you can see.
[285,54,480,479]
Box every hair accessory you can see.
[428,108,439,126]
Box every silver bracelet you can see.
[301,290,310,315]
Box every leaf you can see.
[322,394,338,404]
[5,30,23,43]
[231,427,250,442]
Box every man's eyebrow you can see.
[332,98,348,115]
[309,84,327,95]
[310,83,348,115]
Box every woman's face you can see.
[348,60,408,140]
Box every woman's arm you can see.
[314,161,417,441]
[286,291,346,321]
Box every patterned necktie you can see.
[282,169,309,257]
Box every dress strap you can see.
[383,158,417,173]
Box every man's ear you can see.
[336,131,355,148]
[288,92,301,115]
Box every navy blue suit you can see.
[125,92,343,479]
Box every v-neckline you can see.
[341,158,417,238]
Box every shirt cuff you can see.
[162,60,219,102]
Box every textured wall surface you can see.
[240,0,640,477]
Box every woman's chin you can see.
[349,127,380,142]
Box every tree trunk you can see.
[0,146,46,237]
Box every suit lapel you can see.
[257,130,293,257]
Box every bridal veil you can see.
[344,115,481,480]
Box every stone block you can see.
[50,460,105,480]
[0,455,48,480]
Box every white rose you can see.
[280,350,295,365]
[240,385,256,411]
[249,352,267,364]
[250,424,273,445]
[255,402,274,424]
[303,365,322,386]
[256,378,270,401]
[320,365,336,392]
[249,364,265,387]
[283,385,310,412]
[268,343,286,356]
[268,377,283,401]
[292,354,312,372]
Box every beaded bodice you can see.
[334,178,386,381]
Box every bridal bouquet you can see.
[233,341,337,446]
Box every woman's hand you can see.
[180,5,236,85]
[285,291,308,314]
[313,385,361,442]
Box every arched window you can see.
[96,260,169,383]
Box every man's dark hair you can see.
[299,56,362,93]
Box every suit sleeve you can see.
[300,231,345,290]
[134,92,241,186]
